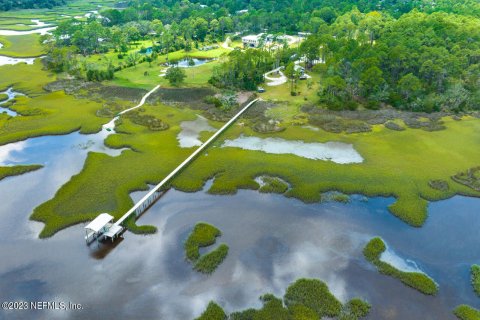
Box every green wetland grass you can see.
[0,34,44,57]
[1,57,479,238]
[184,222,229,274]
[363,237,438,295]
[471,265,480,297]
[0,165,42,181]
[28,98,480,237]
[124,214,157,235]
[184,222,221,261]
[198,278,370,319]
[454,305,480,320]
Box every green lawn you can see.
[111,59,219,89]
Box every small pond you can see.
[222,135,364,164]
[171,58,211,68]
[0,55,37,66]
[177,116,215,148]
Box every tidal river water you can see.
[0,130,479,320]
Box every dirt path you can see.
[264,67,287,86]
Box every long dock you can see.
[111,98,260,230]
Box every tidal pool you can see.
[0,20,55,36]
[0,55,37,66]
[222,135,364,164]
[379,245,425,274]
[177,116,215,148]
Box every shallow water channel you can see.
[0,130,478,319]
[0,19,55,36]
[0,88,23,116]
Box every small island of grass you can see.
[471,265,480,297]
[363,237,438,295]
[195,301,226,320]
[199,278,371,319]
[184,222,228,274]
[454,305,480,320]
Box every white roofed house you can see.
[242,34,263,48]
[84,213,117,244]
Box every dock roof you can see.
[85,213,113,232]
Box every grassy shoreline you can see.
[0,164,43,181]
[363,237,439,295]
[28,106,480,237]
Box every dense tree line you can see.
[0,0,67,11]
[41,0,480,112]
[209,49,274,90]
[311,10,480,112]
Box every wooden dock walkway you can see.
[106,98,260,238]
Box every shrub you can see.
[428,180,449,191]
[384,121,405,131]
[165,66,186,86]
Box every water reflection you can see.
[222,135,364,164]
[0,88,23,117]
[177,116,215,148]
[0,56,37,66]
[0,181,478,319]
[0,135,479,319]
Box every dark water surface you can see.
[0,133,479,320]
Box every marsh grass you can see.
[454,305,480,320]
[471,265,480,297]
[363,237,438,295]
[124,214,157,235]
[0,164,42,181]
[258,176,289,194]
[15,61,480,237]
[193,243,229,274]
[184,222,221,262]
[195,301,226,320]
[0,34,44,57]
